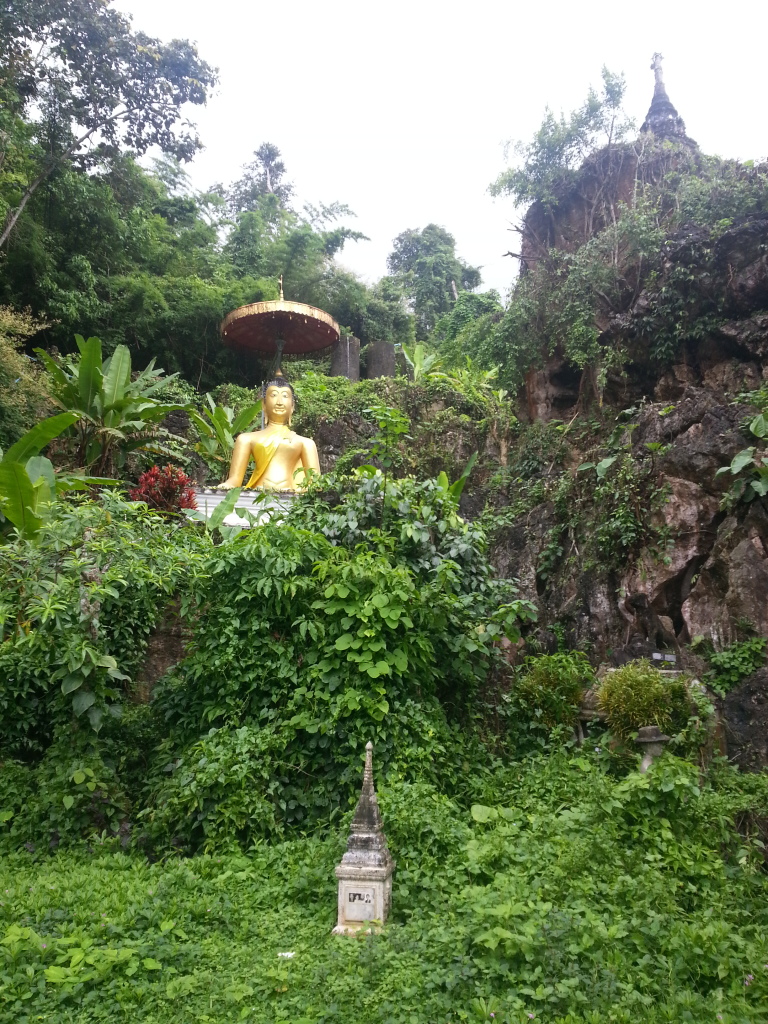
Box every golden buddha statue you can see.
[219,376,320,491]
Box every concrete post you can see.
[364,340,396,379]
[329,335,360,381]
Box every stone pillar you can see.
[329,335,360,381]
[365,340,396,379]
[333,742,394,935]
[636,725,670,772]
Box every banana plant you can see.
[0,413,114,541]
[401,342,443,381]
[430,357,500,402]
[435,451,478,506]
[188,394,262,470]
[34,335,185,474]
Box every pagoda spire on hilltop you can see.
[641,53,691,141]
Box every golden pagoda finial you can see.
[279,274,284,301]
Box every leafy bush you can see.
[0,734,130,851]
[0,306,53,450]
[0,493,207,755]
[598,661,691,740]
[34,336,184,474]
[145,513,531,849]
[129,464,197,515]
[708,637,767,695]
[511,651,596,729]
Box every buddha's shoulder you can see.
[290,431,316,446]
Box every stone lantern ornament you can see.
[636,725,671,772]
[333,742,394,935]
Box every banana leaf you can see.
[3,412,79,464]
[232,402,262,434]
[0,462,44,538]
[102,345,132,408]
[76,336,104,415]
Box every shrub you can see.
[513,651,596,728]
[0,307,53,450]
[0,733,130,851]
[129,464,197,515]
[0,493,207,756]
[707,637,767,695]
[598,660,691,740]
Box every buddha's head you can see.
[263,376,295,426]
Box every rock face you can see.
[723,668,768,770]
[133,599,189,702]
[485,380,767,670]
[683,506,768,646]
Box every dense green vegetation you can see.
[3,753,768,1024]
[3,7,768,1023]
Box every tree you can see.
[490,67,634,216]
[0,0,217,247]
[387,224,481,338]
[227,142,294,214]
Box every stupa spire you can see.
[641,53,689,141]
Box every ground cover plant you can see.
[2,751,768,1024]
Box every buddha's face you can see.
[264,384,294,425]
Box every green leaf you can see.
[62,796,74,810]
[142,958,162,971]
[87,706,104,733]
[207,488,242,532]
[61,675,83,695]
[448,451,478,501]
[72,690,96,716]
[596,456,618,480]
[232,402,263,434]
[33,347,70,392]
[72,771,86,785]
[471,804,498,823]
[750,413,768,438]
[102,345,132,408]
[3,413,79,464]
[334,634,354,651]
[25,455,56,495]
[0,462,43,538]
[731,449,756,474]
[77,336,104,414]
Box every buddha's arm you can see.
[294,438,320,487]
[220,432,259,488]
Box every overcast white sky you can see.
[115,0,766,297]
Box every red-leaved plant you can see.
[129,465,197,515]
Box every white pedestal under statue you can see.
[193,488,294,528]
[333,742,394,935]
